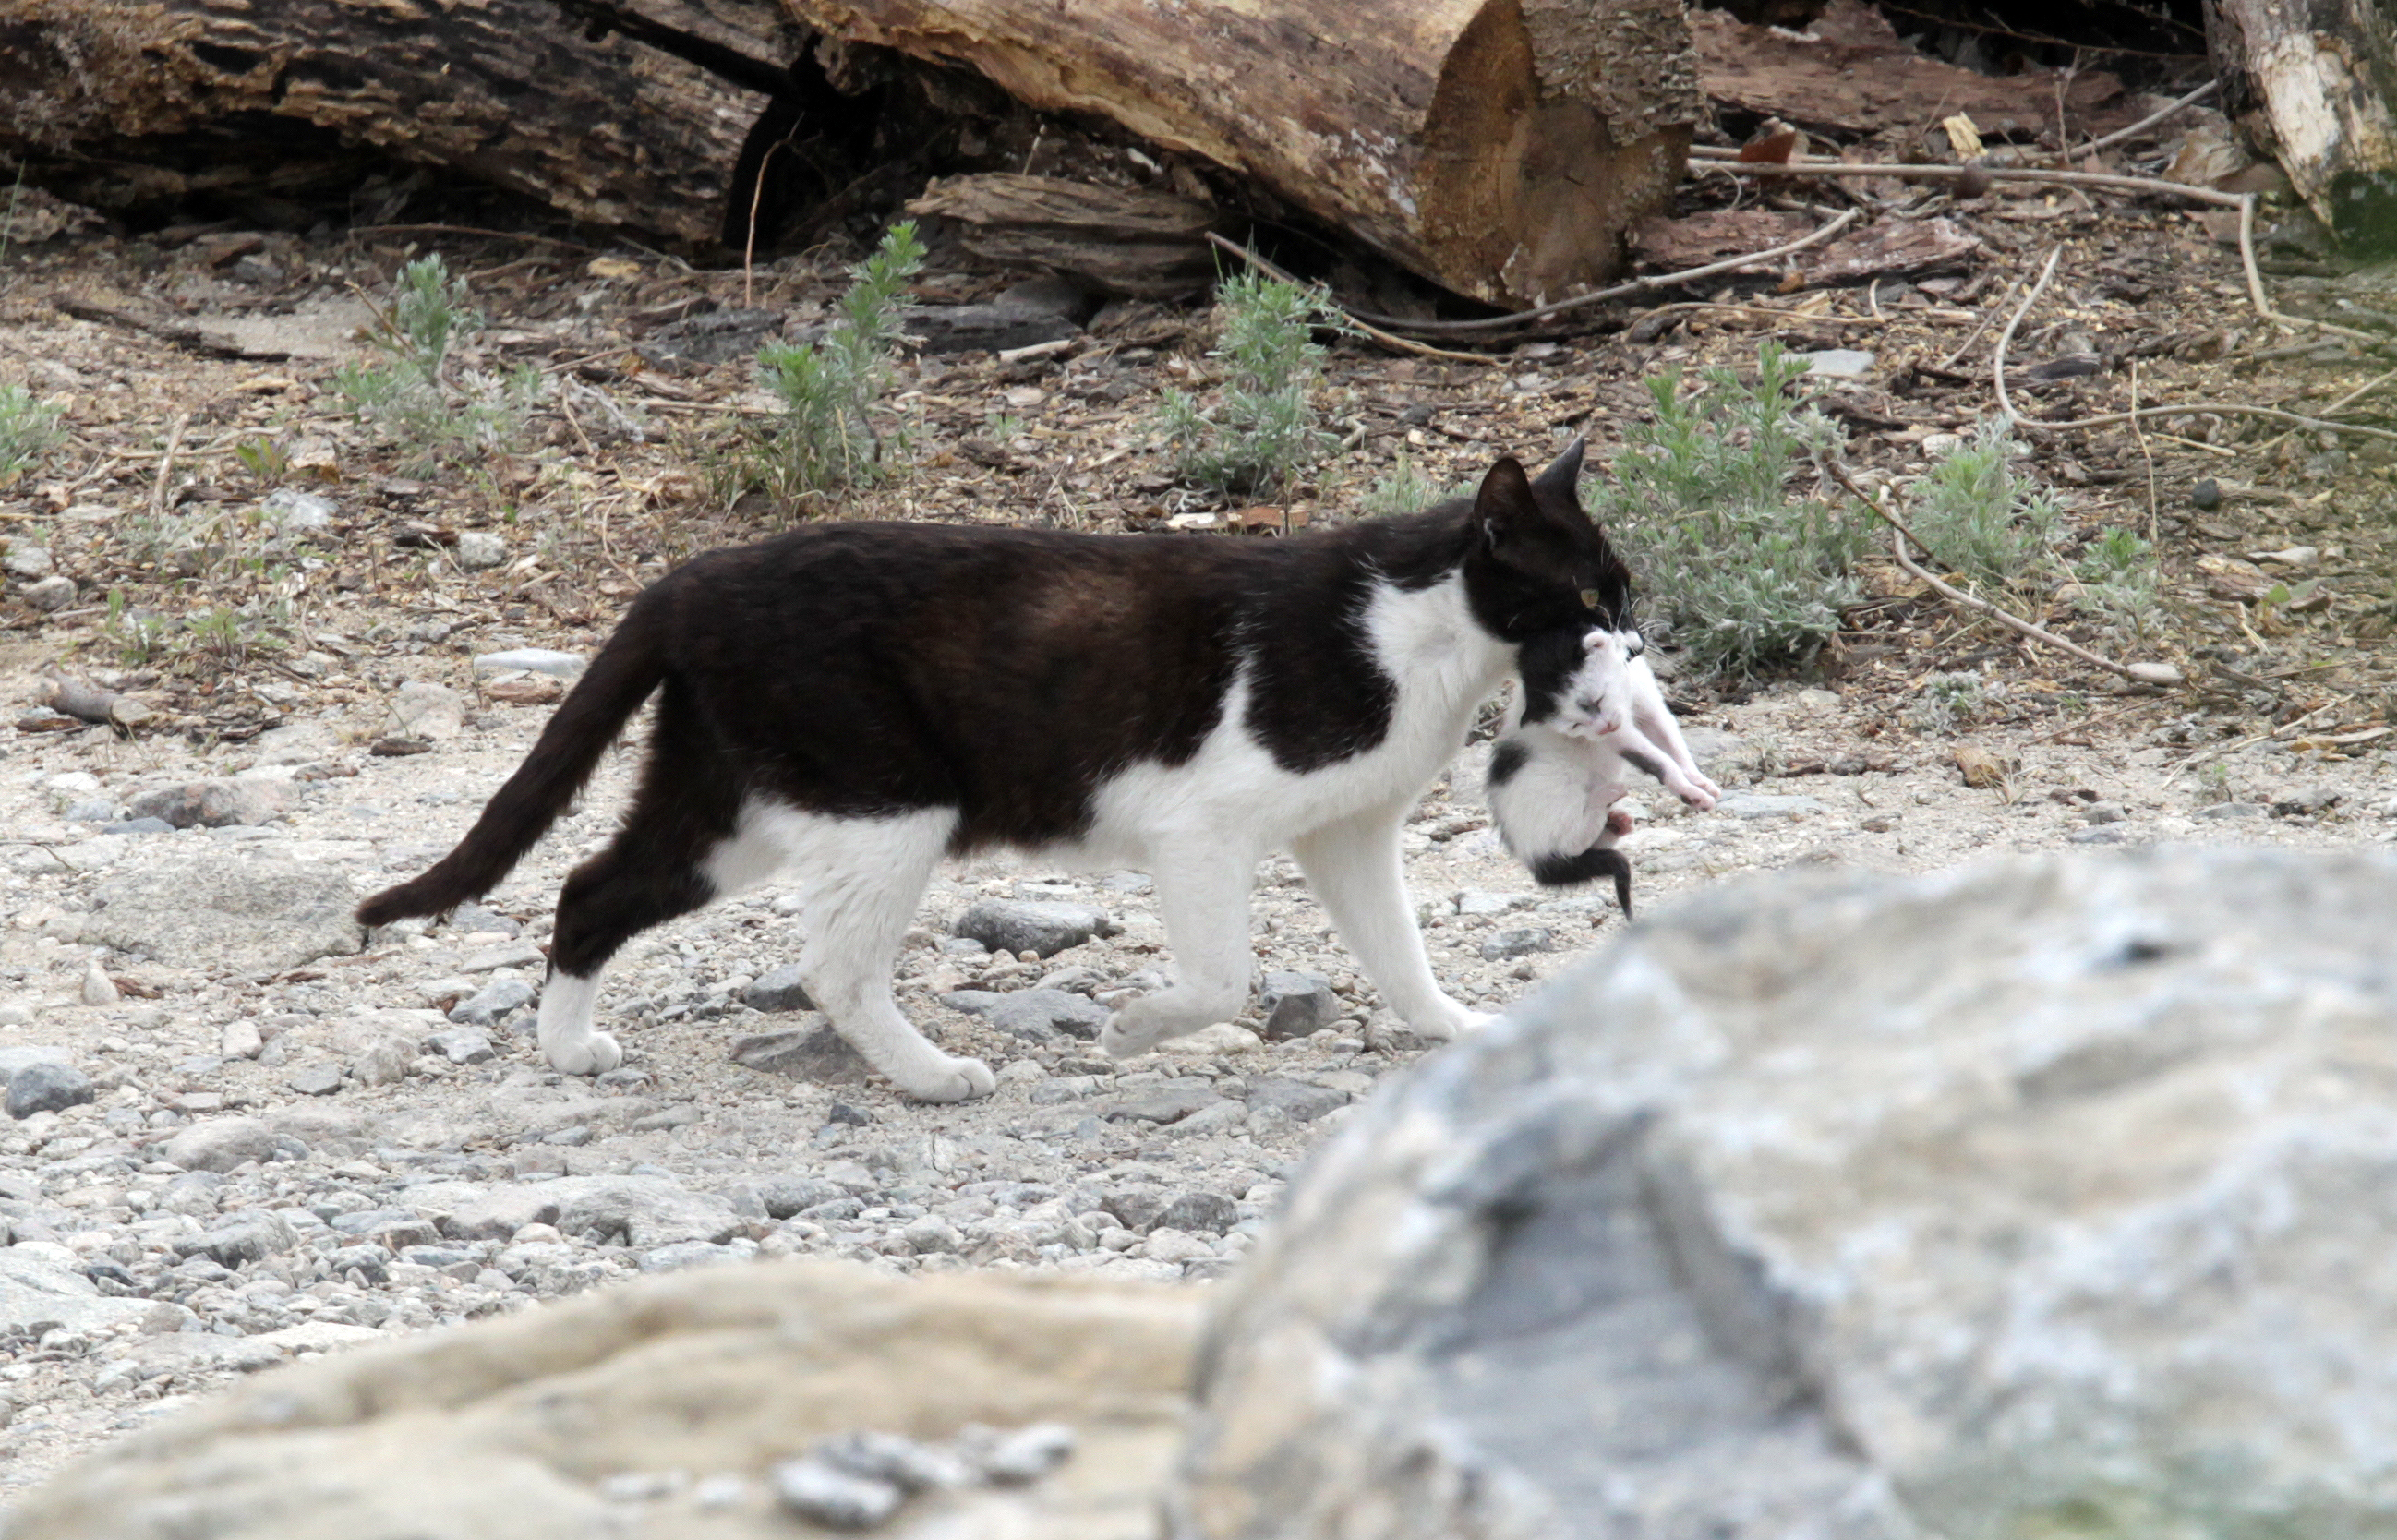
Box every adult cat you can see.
[357,440,1631,1101]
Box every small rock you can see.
[424,1028,496,1065]
[1480,927,1555,961]
[2083,801,2127,824]
[2272,788,2342,818]
[260,487,337,531]
[773,1457,902,1531]
[461,941,546,972]
[2190,476,2222,511]
[286,1063,345,1097]
[1951,747,2010,790]
[22,575,76,611]
[1141,1227,1215,1264]
[161,1116,280,1173]
[2069,826,2127,845]
[176,1211,296,1268]
[951,899,1115,958]
[818,1430,976,1493]
[899,1214,963,1255]
[1246,1076,1350,1123]
[1155,1190,1237,1234]
[1157,1023,1263,1056]
[123,778,291,829]
[983,988,1110,1042]
[632,1105,703,1132]
[221,1019,265,1059]
[472,648,587,680]
[454,531,507,570]
[347,1031,416,1087]
[753,1178,847,1219]
[1455,890,1534,916]
[1859,814,1901,834]
[730,1018,872,1086]
[979,1422,1076,1485]
[741,964,813,1013]
[6,1062,93,1119]
[5,542,54,578]
[2197,801,2268,820]
[1801,348,1874,379]
[78,961,118,1005]
[449,977,536,1026]
[1259,970,1338,1039]
[1106,1081,1229,1125]
[2126,661,2185,687]
[391,680,466,741]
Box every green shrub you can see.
[335,255,542,475]
[1595,343,1870,680]
[1361,450,1468,516]
[1909,420,2063,593]
[0,383,64,487]
[1905,669,1996,734]
[1159,271,1344,497]
[719,222,926,508]
[2073,525,2163,639]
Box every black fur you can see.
[1487,738,1529,787]
[1530,845,1634,919]
[356,445,1628,983]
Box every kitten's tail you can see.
[355,596,668,927]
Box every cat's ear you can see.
[1474,456,1539,546]
[1532,436,1586,498]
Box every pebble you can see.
[79,961,119,1005]
[1259,970,1338,1039]
[980,989,1109,1042]
[454,532,507,571]
[1480,928,1554,961]
[22,575,76,611]
[424,1028,496,1065]
[1713,794,1828,820]
[472,648,587,679]
[950,899,1115,957]
[741,964,813,1012]
[449,977,536,1026]
[2197,801,2268,820]
[221,1019,265,1060]
[6,1062,94,1119]
[286,1063,346,1097]
[773,1457,903,1530]
[979,1423,1076,1485]
[1801,349,1874,379]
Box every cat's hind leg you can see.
[1101,844,1257,1058]
[1293,805,1481,1041]
[789,808,995,1103]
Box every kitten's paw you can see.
[1100,1016,1167,1060]
[897,1055,996,1103]
[547,1032,623,1076]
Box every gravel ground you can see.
[0,643,2392,1500]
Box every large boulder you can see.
[1180,848,2397,1540]
[84,857,361,974]
[9,1262,1198,1540]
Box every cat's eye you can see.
[1578,588,1601,610]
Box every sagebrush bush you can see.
[2073,525,2163,640]
[335,255,542,475]
[0,383,64,487]
[717,222,926,509]
[1595,343,1870,680]
[1361,451,1468,517]
[1159,271,1345,497]
[1909,420,2063,593]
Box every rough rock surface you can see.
[81,858,361,973]
[1181,848,2397,1540]
[7,1262,1197,1540]
[951,900,1115,958]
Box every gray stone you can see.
[0,1246,151,1338]
[346,1030,416,1088]
[2067,825,2126,845]
[5,542,54,578]
[1800,347,1875,378]
[548,1176,741,1248]
[449,977,536,1027]
[1243,1076,1350,1124]
[1102,1080,1225,1125]
[0,1047,70,1080]
[454,531,507,571]
[1259,971,1338,1040]
[632,1105,703,1132]
[2197,800,2269,819]
[123,778,292,829]
[1184,848,2397,1540]
[731,1018,872,1086]
[85,858,362,973]
[952,899,1116,958]
[983,988,1111,1042]
[1479,927,1554,961]
[425,1028,496,1065]
[390,680,466,741]
[161,1117,280,1173]
[2273,787,2343,817]
[1455,890,1532,917]
[175,1212,297,1269]
[1155,1190,1238,1235]
[6,1063,92,1119]
[21,575,75,612]
[742,964,813,1013]
[472,647,587,680]
[1712,793,1827,820]
[937,990,1006,1017]
[979,1422,1077,1485]
[751,1178,847,1220]
[439,1185,563,1243]
[773,1456,903,1530]
[259,487,336,532]
[461,941,545,972]
[286,1063,345,1097]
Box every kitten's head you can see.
[1463,438,1634,643]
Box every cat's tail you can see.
[355,596,668,927]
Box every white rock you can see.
[79,961,118,1006]
[1158,1023,1262,1056]
[454,531,507,570]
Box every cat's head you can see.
[1462,438,1635,644]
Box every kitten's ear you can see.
[1474,456,1538,545]
[1532,436,1586,498]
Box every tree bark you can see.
[2207,0,2397,253]
[781,0,1701,308]
[0,0,788,244]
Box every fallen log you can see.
[2205,0,2397,253]
[0,0,781,244]
[904,174,1220,298]
[785,0,1702,308]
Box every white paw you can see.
[547,1032,623,1076]
[897,1055,996,1103]
[1100,1016,1166,1060]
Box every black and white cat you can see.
[1486,624,1721,917]
[357,441,1632,1101]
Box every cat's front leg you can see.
[1624,656,1722,804]
[1102,847,1257,1058]
[536,971,623,1076]
[1292,806,1481,1042]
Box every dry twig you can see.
[1992,246,2061,426]
[149,412,190,517]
